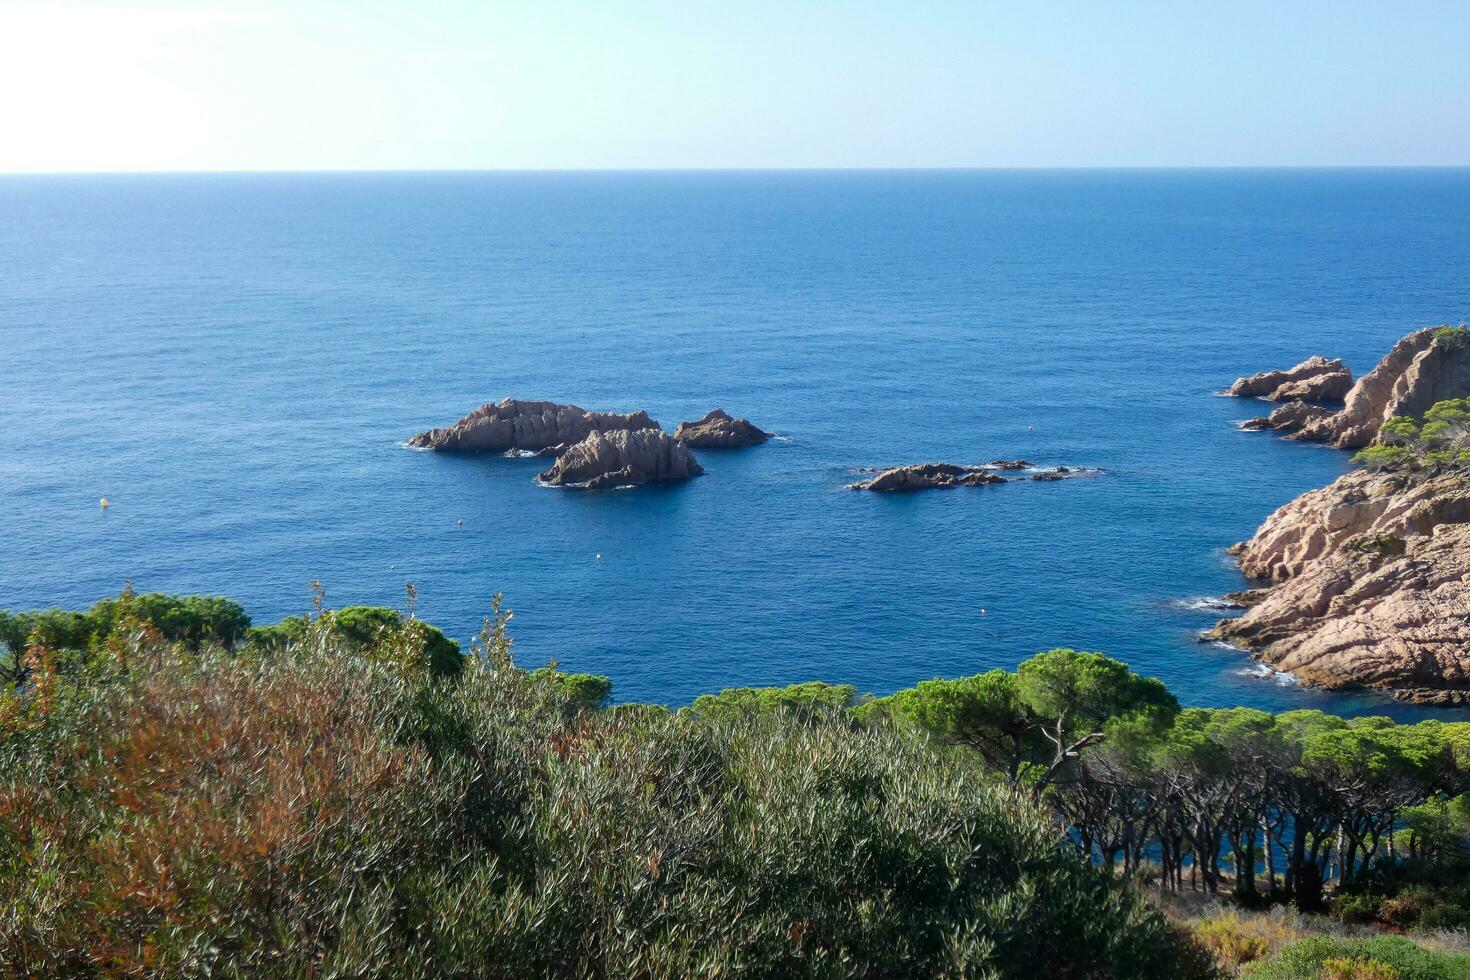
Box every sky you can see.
[1,0,1467,172]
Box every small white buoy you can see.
[456,518,464,526]
[978,607,987,616]
[595,553,602,560]
[1027,425,1034,431]
[99,497,110,509]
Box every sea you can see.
[4,169,1469,718]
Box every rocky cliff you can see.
[673,409,771,447]
[1236,328,1470,447]
[1209,464,1470,703]
[409,399,659,452]
[538,429,704,489]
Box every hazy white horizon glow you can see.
[1,0,1467,173]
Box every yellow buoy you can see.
[100,497,110,509]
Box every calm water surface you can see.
[3,169,1469,717]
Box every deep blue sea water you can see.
[4,169,1469,718]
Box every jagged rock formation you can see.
[538,429,703,489]
[850,463,1006,492]
[1292,328,1470,448]
[1228,356,1353,403]
[1209,468,1470,703]
[1236,329,1470,446]
[1240,401,1334,434]
[673,409,771,447]
[410,399,659,452]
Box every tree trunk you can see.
[1263,816,1276,891]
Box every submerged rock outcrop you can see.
[1239,400,1334,435]
[1208,468,1470,703]
[849,462,1099,492]
[850,463,1006,492]
[538,429,703,489]
[1227,356,1353,403]
[410,399,659,452]
[673,409,771,447]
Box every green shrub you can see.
[1346,533,1407,558]
[321,605,464,678]
[1378,893,1429,928]
[1418,904,1470,930]
[1332,893,1382,925]
[1244,935,1470,979]
[1433,324,1469,348]
[2,592,252,664]
[528,665,613,711]
[244,614,311,651]
[88,591,251,648]
[1357,394,1470,472]
[1193,913,1274,971]
[1353,444,1416,472]
[688,680,859,723]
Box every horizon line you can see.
[3,163,1470,178]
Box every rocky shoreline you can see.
[1212,326,1470,703]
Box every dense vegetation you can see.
[0,588,1210,978]
[851,661,1470,919]
[6,588,1470,976]
[1354,396,1470,471]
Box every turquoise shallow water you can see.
[3,169,1468,717]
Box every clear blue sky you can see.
[2,0,1467,172]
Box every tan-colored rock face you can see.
[1210,468,1470,700]
[409,398,659,452]
[538,428,703,488]
[1292,330,1470,448]
[1233,328,1470,444]
[1227,356,1352,401]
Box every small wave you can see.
[503,448,539,458]
[770,434,794,444]
[1237,662,1301,686]
[535,478,637,491]
[397,441,434,452]
[1174,596,1240,612]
